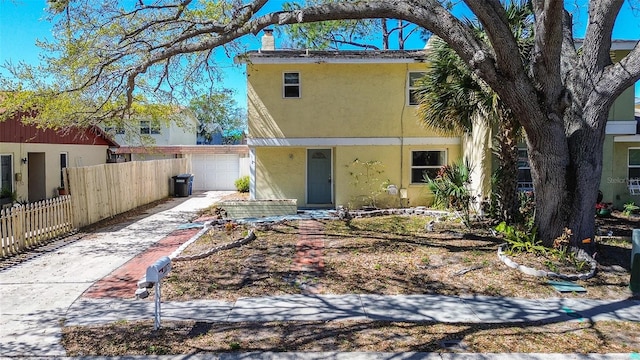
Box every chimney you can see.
[261,29,275,51]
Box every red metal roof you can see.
[0,117,119,147]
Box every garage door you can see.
[191,154,240,190]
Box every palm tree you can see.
[416,1,532,224]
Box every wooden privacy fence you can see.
[1,195,73,258]
[66,158,188,228]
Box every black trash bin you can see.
[172,174,192,197]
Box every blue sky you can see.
[1,0,638,109]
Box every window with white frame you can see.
[140,120,160,134]
[517,148,533,191]
[408,71,426,106]
[628,148,640,179]
[283,72,300,98]
[1,154,12,194]
[411,150,446,183]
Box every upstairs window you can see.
[283,72,300,98]
[411,150,446,183]
[140,121,160,135]
[408,71,426,106]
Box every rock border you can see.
[337,206,450,220]
[497,244,597,281]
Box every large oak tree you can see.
[2,0,639,248]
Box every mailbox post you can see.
[145,256,172,330]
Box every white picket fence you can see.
[0,158,189,258]
[0,195,73,258]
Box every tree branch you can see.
[581,0,623,74]
[599,42,640,101]
[530,0,565,103]
[465,0,523,80]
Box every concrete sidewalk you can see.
[65,293,640,326]
[0,191,234,357]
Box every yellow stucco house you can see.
[239,32,640,211]
[237,32,468,209]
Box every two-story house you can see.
[105,108,199,160]
[240,32,639,210]
[238,32,462,209]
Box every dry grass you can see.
[62,320,640,356]
[62,211,640,356]
[161,215,633,301]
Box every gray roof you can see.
[236,49,429,64]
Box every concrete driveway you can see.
[0,191,234,357]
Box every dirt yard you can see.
[61,209,640,356]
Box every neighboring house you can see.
[567,41,638,208]
[104,108,199,161]
[237,31,462,208]
[239,32,639,210]
[105,108,249,191]
[0,116,118,203]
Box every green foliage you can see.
[416,2,531,224]
[424,159,474,226]
[234,176,249,193]
[281,0,421,50]
[1,1,245,128]
[548,228,593,273]
[623,202,639,216]
[282,0,377,49]
[346,159,389,209]
[189,91,246,144]
[0,187,16,201]
[498,224,593,273]
[495,221,544,255]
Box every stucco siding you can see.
[609,86,636,121]
[1,142,108,201]
[253,142,462,208]
[334,146,402,209]
[247,62,440,139]
[255,147,306,203]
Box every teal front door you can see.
[307,149,332,205]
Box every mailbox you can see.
[146,256,172,283]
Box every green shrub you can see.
[424,159,473,227]
[623,201,639,216]
[234,176,249,193]
[495,221,544,255]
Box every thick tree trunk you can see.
[527,79,609,250]
[527,121,571,247]
[565,98,608,251]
